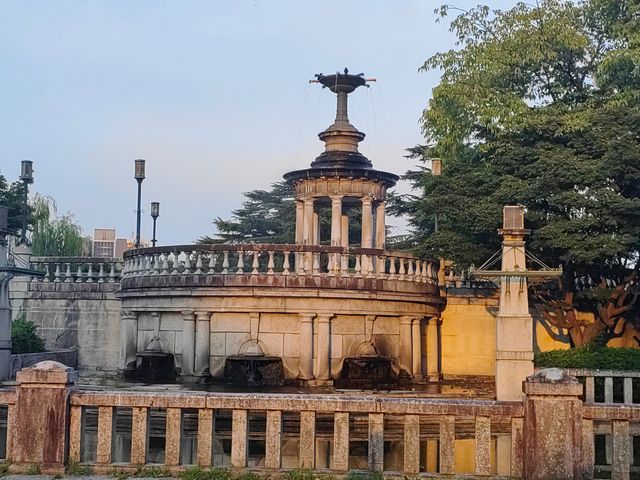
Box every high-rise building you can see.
[92,228,129,258]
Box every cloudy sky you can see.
[0,0,519,245]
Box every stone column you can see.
[330,195,343,246]
[315,314,333,384]
[298,313,315,381]
[341,214,349,271]
[181,310,196,376]
[295,200,304,244]
[302,198,315,245]
[119,310,138,374]
[426,317,440,381]
[361,195,373,248]
[195,311,211,377]
[399,316,413,376]
[375,201,386,250]
[411,318,423,381]
[313,212,320,245]
[522,369,583,480]
[10,361,77,474]
[496,206,534,401]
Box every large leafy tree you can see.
[399,0,640,347]
[0,173,30,234]
[30,195,84,257]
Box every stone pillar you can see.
[341,214,349,271]
[330,195,343,246]
[195,311,211,377]
[375,201,386,250]
[10,361,77,474]
[523,369,583,480]
[399,316,413,376]
[298,313,315,381]
[361,195,373,248]
[181,310,196,376]
[496,206,534,401]
[426,317,440,381]
[411,318,423,381]
[302,198,315,245]
[295,200,304,244]
[119,310,138,374]
[315,314,333,384]
[313,212,320,245]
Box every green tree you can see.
[0,173,30,234]
[31,195,84,256]
[400,0,640,347]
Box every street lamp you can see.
[150,201,160,247]
[134,159,146,248]
[19,160,33,245]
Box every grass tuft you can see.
[66,460,92,476]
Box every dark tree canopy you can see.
[0,173,29,234]
[398,0,640,346]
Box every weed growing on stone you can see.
[108,468,131,480]
[283,469,316,480]
[134,466,172,478]
[25,463,41,475]
[232,471,263,480]
[180,466,232,480]
[344,472,383,480]
[66,460,92,476]
[0,462,9,477]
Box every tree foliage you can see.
[400,0,640,347]
[31,195,84,256]
[0,173,30,234]
[11,313,45,354]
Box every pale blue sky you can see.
[0,0,519,244]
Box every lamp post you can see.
[150,202,159,247]
[134,159,146,248]
[19,160,33,245]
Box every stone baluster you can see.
[389,256,396,279]
[354,254,362,277]
[415,260,422,282]
[109,263,117,282]
[53,263,61,283]
[267,251,275,275]
[171,251,180,275]
[193,252,202,274]
[377,255,386,277]
[145,255,153,275]
[407,258,414,280]
[86,264,94,283]
[222,251,229,274]
[427,261,433,283]
[43,264,51,283]
[97,263,105,283]
[208,254,216,274]
[63,263,71,283]
[421,261,428,283]
[183,252,192,274]
[236,251,245,274]
[282,251,290,275]
[151,255,160,275]
[75,264,83,283]
[252,251,259,275]
[161,254,170,275]
[398,258,406,280]
[327,253,335,276]
[312,252,320,276]
[297,252,306,275]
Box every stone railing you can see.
[29,256,123,283]
[563,369,640,404]
[6,364,640,478]
[122,244,439,285]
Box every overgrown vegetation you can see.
[0,461,9,477]
[11,314,45,354]
[133,466,172,477]
[180,467,231,480]
[66,460,92,476]
[536,347,640,370]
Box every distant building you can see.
[92,228,130,258]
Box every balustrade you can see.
[29,257,123,284]
[121,245,439,286]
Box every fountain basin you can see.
[136,351,176,383]
[224,355,285,386]
[335,356,395,389]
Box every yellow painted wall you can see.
[441,289,640,377]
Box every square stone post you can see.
[195,311,211,377]
[523,369,583,480]
[181,310,196,376]
[9,361,77,474]
[119,310,138,375]
[496,206,534,401]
